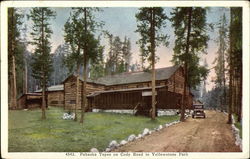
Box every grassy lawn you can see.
[233,114,242,139]
[9,107,179,152]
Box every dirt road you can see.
[114,111,241,152]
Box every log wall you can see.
[167,67,184,94]
[105,67,187,95]
[17,95,27,109]
[47,91,64,107]
[90,86,193,110]
[17,94,42,109]
[92,90,143,109]
[63,66,191,111]
[64,77,105,110]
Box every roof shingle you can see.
[35,84,64,92]
[35,65,180,92]
[95,65,180,85]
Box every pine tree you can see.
[89,36,105,79]
[105,32,114,75]
[90,58,105,79]
[228,7,242,123]
[169,7,209,121]
[112,36,123,73]
[122,36,132,72]
[139,47,146,71]
[20,24,29,94]
[29,8,56,119]
[15,42,26,96]
[201,59,208,99]
[64,11,83,121]
[51,44,70,85]
[8,8,23,109]
[213,13,228,112]
[136,7,169,120]
[65,8,104,123]
[105,33,127,75]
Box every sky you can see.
[20,7,230,91]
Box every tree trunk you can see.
[12,55,17,109]
[181,62,187,121]
[228,68,233,124]
[150,8,156,120]
[227,8,233,124]
[237,65,242,122]
[233,75,237,114]
[25,60,28,93]
[80,8,87,123]
[10,9,17,109]
[222,34,226,112]
[9,76,12,109]
[223,74,226,111]
[173,72,176,93]
[23,56,28,94]
[220,87,223,112]
[75,65,80,121]
[41,78,46,120]
[81,55,87,123]
[41,9,46,120]
[180,7,192,122]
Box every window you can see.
[70,100,76,104]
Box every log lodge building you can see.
[19,65,193,116]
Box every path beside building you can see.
[114,111,241,152]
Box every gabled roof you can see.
[35,84,64,93]
[62,74,106,85]
[61,65,180,86]
[33,65,180,93]
[17,93,42,100]
[95,65,180,86]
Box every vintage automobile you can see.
[192,103,206,118]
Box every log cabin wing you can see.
[35,85,64,107]
[31,65,193,112]
[62,65,193,111]
[87,85,184,110]
[62,75,106,110]
[17,93,42,109]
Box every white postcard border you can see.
[1,1,249,159]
